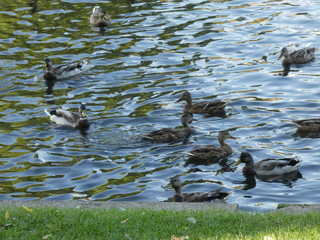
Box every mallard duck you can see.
[293,118,320,132]
[44,103,90,129]
[90,6,111,28]
[168,177,230,202]
[142,113,193,143]
[176,91,227,115]
[279,47,316,65]
[185,130,235,165]
[235,152,301,176]
[43,58,90,81]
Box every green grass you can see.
[1,206,320,240]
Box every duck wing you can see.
[52,60,89,79]
[143,128,182,142]
[45,109,80,127]
[191,100,227,114]
[255,158,301,175]
[290,48,316,64]
[182,191,229,202]
[293,118,320,131]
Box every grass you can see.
[1,205,320,240]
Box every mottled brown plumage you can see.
[176,91,227,115]
[279,47,316,65]
[293,118,320,132]
[185,130,235,165]
[167,177,230,202]
[142,114,193,143]
[90,6,111,28]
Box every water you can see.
[1,0,320,211]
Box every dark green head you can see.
[79,103,87,118]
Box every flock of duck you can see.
[42,6,318,202]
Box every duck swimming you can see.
[168,177,230,202]
[43,58,90,81]
[176,91,227,115]
[142,113,193,143]
[235,152,301,176]
[185,130,235,165]
[279,47,316,65]
[44,103,90,130]
[293,118,320,132]
[90,6,111,28]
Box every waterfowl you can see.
[168,177,230,202]
[279,47,316,65]
[90,6,111,28]
[43,58,90,81]
[235,152,301,176]
[44,103,89,129]
[176,91,227,115]
[293,118,320,132]
[142,113,193,143]
[185,130,235,165]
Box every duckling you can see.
[185,130,235,165]
[279,47,316,65]
[293,118,320,132]
[235,152,301,176]
[168,177,230,202]
[176,91,227,115]
[142,113,193,143]
[44,103,90,130]
[43,58,90,81]
[90,6,111,28]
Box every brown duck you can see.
[185,130,235,165]
[168,177,230,202]
[142,113,193,143]
[90,6,111,28]
[176,91,227,115]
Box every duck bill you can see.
[278,53,284,60]
[81,110,87,118]
[228,135,236,140]
[234,159,242,166]
[175,98,183,103]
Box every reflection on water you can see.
[1,0,320,210]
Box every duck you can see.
[279,47,316,65]
[44,103,90,130]
[142,113,193,143]
[176,91,227,115]
[185,130,235,165]
[235,152,301,176]
[43,58,90,81]
[293,118,320,132]
[90,6,111,28]
[168,177,230,202]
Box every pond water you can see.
[1,0,320,211]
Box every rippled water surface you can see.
[1,0,320,211]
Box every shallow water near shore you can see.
[1,0,320,211]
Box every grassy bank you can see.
[1,205,320,240]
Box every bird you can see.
[167,177,230,202]
[44,103,90,129]
[90,6,111,28]
[185,130,235,165]
[176,91,227,115]
[142,113,194,143]
[278,47,316,65]
[235,152,301,176]
[293,118,320,132]
[43,58,90,81]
